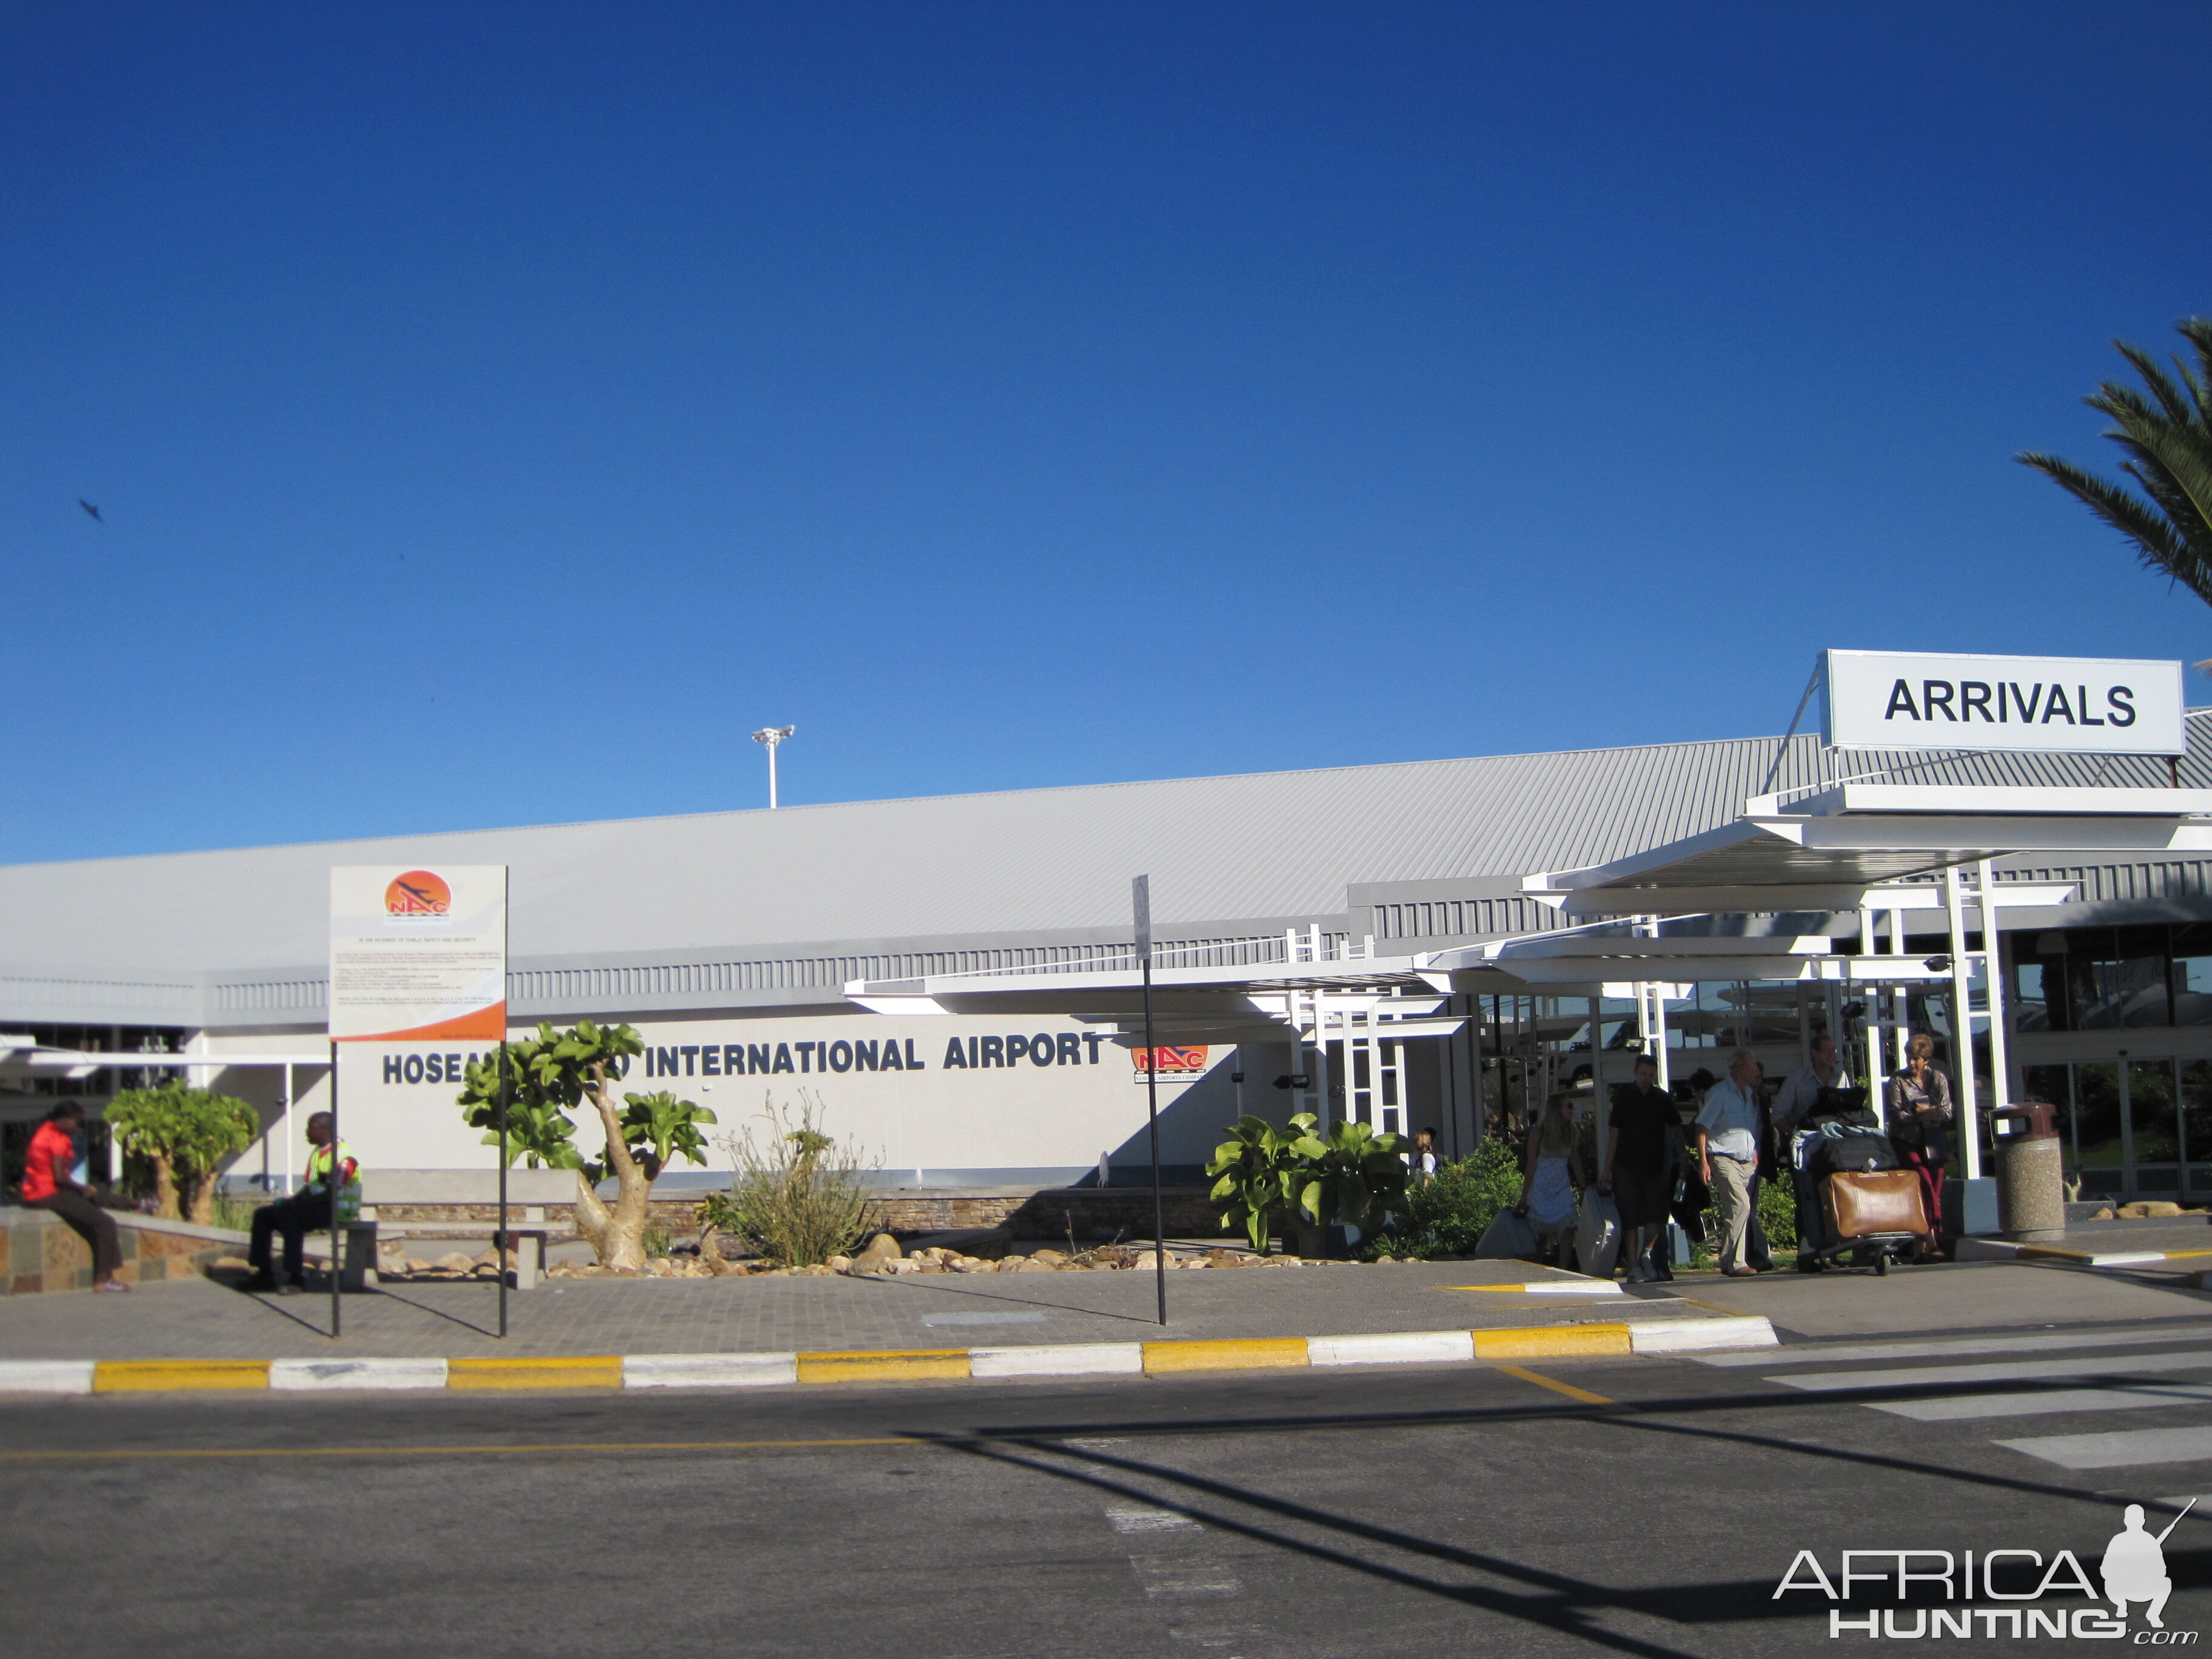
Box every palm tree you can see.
[2019,317,2212,609]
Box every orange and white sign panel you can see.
[329,865,508,1043]
[1131,1044,1208,1079]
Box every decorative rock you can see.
[213,1255,252,1271]
[826,1255,854,1273]
[853,1233,902,1267]
[434,1252,477,1273]
[1030,1248,1067,1267]
[2091,1207,2115,1220]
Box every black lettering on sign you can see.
[656,1046,678,1078]
[403,1054,424,1085]
[853,1039,878,1071]
[1057,1033,1082,1065]
[1084,1033,1104,1064]
[880,1041,903,1071]
[1005,1034,1029,1065]
[678,1044,697,1075]
[773,1044,794,1074]
[2110,685,2136,726]
[423,1054,441,1084]
[828,1040,853,1073]
[905,1039,923,1070]
[1885,679,1919,720]
[2009,682,2043,722]
[383,1056,401,1083]
[943,1037,968,1068]
[749,1043,771,1075]
[1960,682,1992,722]
[1923,680,1956,720]
[723,1044,744,1075]
[1030,1033,1055,1067]
[2078,684,2104,726]
[2044,684,2076,724]
[980,1036,1005,1068]
[701,1045,720,1076]
[446,1053,460,1084]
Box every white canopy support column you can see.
[1945,866,1981,1181]
[1979,857,2012,1145]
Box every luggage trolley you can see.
[1793,1087,1932,1275]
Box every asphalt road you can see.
[6,1324,2211,1659]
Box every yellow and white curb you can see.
[0,1315,1774,1396]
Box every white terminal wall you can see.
[206,1014,1252,1185]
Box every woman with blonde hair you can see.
[1515,1091,1585,1267]
[1888,1032,1952,1258]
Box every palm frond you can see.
[2018,449,2212,603]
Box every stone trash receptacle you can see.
[1991,1101,2066,1244]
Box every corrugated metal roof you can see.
[4,720,2208,978]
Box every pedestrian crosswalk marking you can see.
[1769,1347,2212,1393]
[1699,1322,2212,1369]
[1996,1426,2212,1471]
[1873,1382,2212,1422]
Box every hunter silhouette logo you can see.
[2104,1499,2190,1629]
[383,870,451,917]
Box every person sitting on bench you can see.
[18,1101,146,1293]
[245,1113,358,1295]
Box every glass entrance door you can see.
[2127,1059,2183,1196]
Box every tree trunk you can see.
[153,1155,180,1221]
[574,1065,653,1271]
[185,1172,215,1226]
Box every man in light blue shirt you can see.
[1695,1048,1766,1276]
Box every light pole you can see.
[751,725,795,808]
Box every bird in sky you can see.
[78,499,101,522]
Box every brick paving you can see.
[0,1258,1729,1360]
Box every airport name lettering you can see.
[383,1051,481,1085]
[645,1039,927,1078]
[1882,679,2136,728]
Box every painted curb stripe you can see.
[796,1349,971,1384]
[447,1356,622,1390]
[1143,1338,1310,1375]
[1309,1330,1475,1367]
[1472,1324,1633,1359]
[1628,1316,1777,1354]
[12,1317,1780,1397]
[1452,1282,1626,1296]
[970,1344,1145,1379]
[625,1353,799,1389]
[94,1360,270,1393]
[270,1358,447,1391]
[0,1360,95,1394]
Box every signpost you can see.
[329,866,508,1338]
[1132,874,1167,1327]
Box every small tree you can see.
[105,1083,258,1223]
[455,1021,716,1272]
[1206,1112,1410,1255]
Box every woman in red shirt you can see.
[18,1102,135,1292]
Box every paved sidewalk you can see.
[0,1258,1732,1361]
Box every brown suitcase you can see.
[1825,1170,1928,1241]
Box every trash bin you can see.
[1991,1101,2065,1243]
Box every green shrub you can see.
[1361,1139,1524,1259]
[700,1093,874,1267]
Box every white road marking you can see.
[1872,1382,2212,1421]
[1700,1324,2212,1368]
[1769,1347,2212,1393]
[1996,1426,2212,1470]
[1108,1506,1199,1534]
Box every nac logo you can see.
[384,870,452,917]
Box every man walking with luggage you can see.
[1695,1048,1766,1278]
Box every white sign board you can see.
[1821,650,2185,756]
[329,866,508,1044]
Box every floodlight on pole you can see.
[751,725,796,809]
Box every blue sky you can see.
[3,2,2208,864]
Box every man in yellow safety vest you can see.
[244,1112,360,1295]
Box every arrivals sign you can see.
[329,866,509,1043]
[1821,650,2185,757]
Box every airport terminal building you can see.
[7,717,2212,1204]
